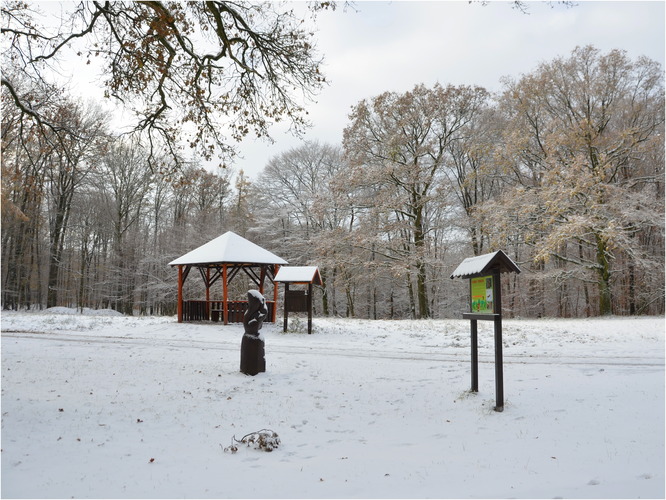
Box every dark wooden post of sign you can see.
[307,283,313,335]
[451,250,520,413]
[493,269,504,410]
[283,285,313,334]
[177,265,184,323]
[276,267,322,335]
[464,271,504,411]
[470,313,478,392]
[283,282,290,333]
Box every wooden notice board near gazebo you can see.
[450,249,521,412]
[169,231,288,324]
[274,266,323,335]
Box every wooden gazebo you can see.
[169,231,288,324]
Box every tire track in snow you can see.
[2,330,663,367]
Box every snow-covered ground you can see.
[1,309,664,499]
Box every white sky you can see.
[233,0,665,180]
[36,1,665,180]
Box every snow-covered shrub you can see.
[223,429,280,453]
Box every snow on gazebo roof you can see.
[168,231,288,266]
[274,266,323,285]
[449,250,521,279]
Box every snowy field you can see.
[1,308,664,499]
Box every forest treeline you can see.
[2,46,664,318]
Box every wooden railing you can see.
[183,300,275,323]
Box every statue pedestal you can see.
[240,333,265,375]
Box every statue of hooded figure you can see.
[240,290,267,375]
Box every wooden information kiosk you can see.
[450,250,521,412]
[274,266,323,335]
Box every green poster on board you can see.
[470,275,493,314]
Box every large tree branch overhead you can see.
[1,1,326,167]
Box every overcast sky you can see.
[43,1,664,180]
[232,1,664,180]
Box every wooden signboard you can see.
[274,266,323,335]
[285,289,308,313]
[450,250,520,412]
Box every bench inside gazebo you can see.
[169,231,288,324]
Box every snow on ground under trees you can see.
[1,309,664,498]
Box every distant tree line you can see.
[2,45,664,318]
[1,97,236,314]
[255,46,664,318]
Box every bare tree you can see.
[443,105,503,256]
[254,141,348,315]
[2,1,327,167]
[483,46,664,315]
[1,72,109,309]
[343,83,489,318]
[1,80,48,309]
[44,100,109,307]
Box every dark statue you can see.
[240,290,267,375]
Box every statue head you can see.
[244,290,267,335]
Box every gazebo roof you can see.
[274,266,323,285]
[169,231,288,267]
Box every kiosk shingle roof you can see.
[450,250,521,279]
[274,266,323,285]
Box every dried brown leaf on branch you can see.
[2,1,328,168]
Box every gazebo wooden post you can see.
[259,265,266,295]
[177,265,184,323]
[222,264,229,325]
[205,267,211,320]
[272,264,280,323]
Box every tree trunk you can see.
[47,175,74,308]
[595,233,613,316]
[413,203,430,319]
[345,285,354,318]
[406,272,416,319]
[415,260,429,319]
[320,268,329,316]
